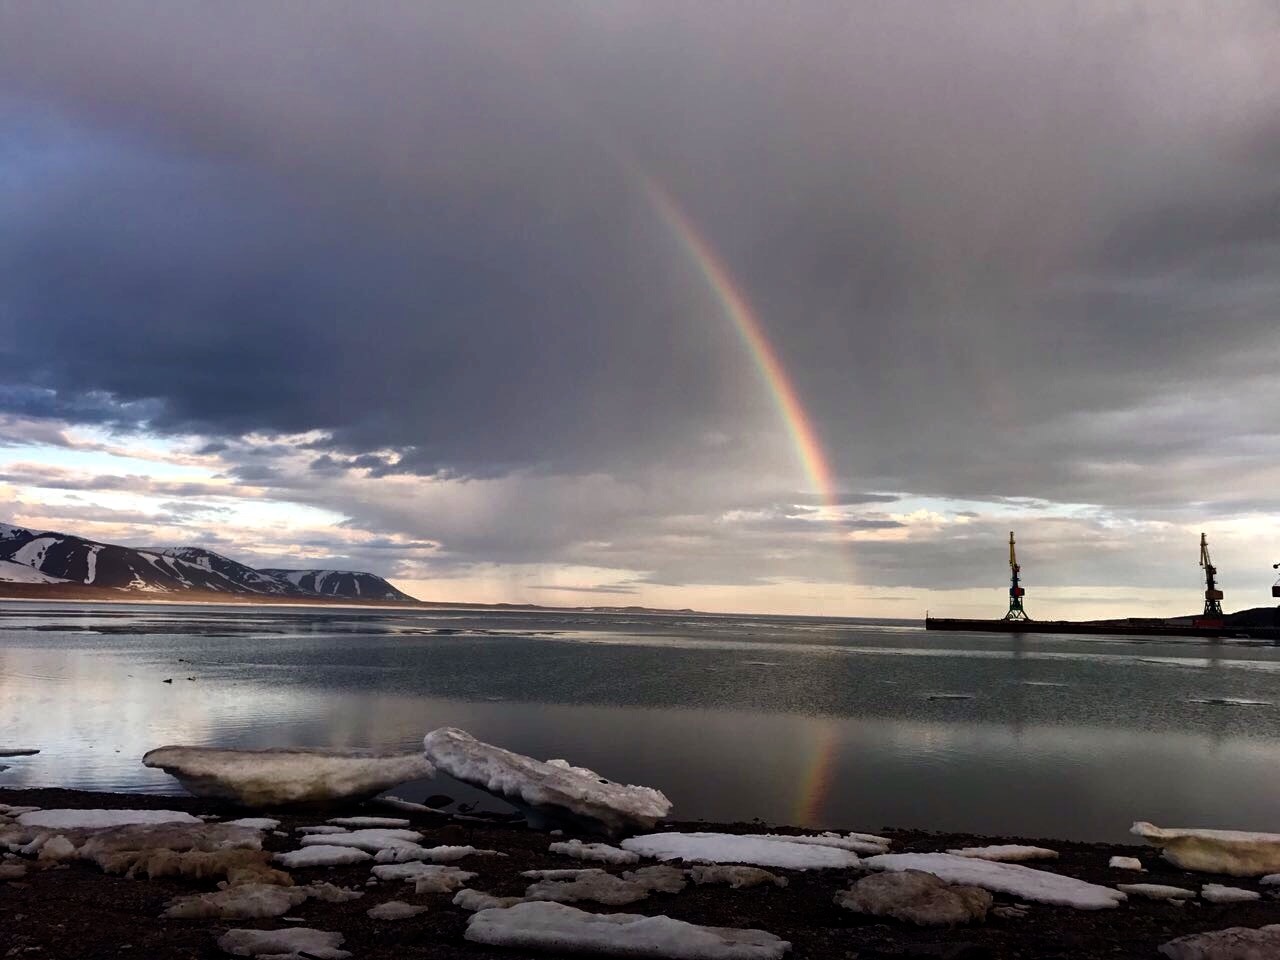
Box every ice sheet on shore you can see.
[18,809,201,830]
[622,833,860,870]
[946,845,1058,862]
[465,901,792,959]
[1116,883,1195,900]
[1132,821,1280,876]
[217,926,350,959]
[865,853,1125,910]
[143,745,434,806]
[299,828,422,852]
[1202,883,1261,903]
[759,833,889,855]
[276,845,373,868]
[550,839,640,865]
[423,727,671,835]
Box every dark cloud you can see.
[1,2,1278,600]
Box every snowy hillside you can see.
[0,520,417,601]
[259,568,417,602]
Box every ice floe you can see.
[297,825,348,835]
[1159,924,1280,959]
[1201,883,1261,903]
[423,727,671,835]
[835,870,992,926]
[367,900,428,920]
[1132,821,1280,876]
[465,901,792,959]
[526,871,653,906]
[216,926,350,959]
[622,832,861,870]
[1109,856,1144,871]
[143,744,434,806]
[946,845,1058,862]
[18,809,200,830]
[689,865,787,889]
[865,853,1125,909]
[275,845,373,869]
[328,816,411,829]
[550,839,640,865]
[1116,883,1196,901]
[299,828,422,852]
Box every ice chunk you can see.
[835,870,992,926]
[423,727,671,835]
[1109,856,1144,871]
[299,828,422,852]
[1261,874,1280,885]
[328,816,411,828]
[164,883,309,919]
[550,839,640,865]
[622,833,860,870]
[304,882,364,903]
[946,845,1058,862]
[455,888,527,911]
[1132,821,1280,877]
[622,865,688,894]
[216,927,350,959]
[227,818,280,831]
[525,872,652,906]
[371,843,504,864]
[143,745,433,806]
[689,865,787,889]
[0,862,27,880]
[1117,883,1196,900]
[865,853,1125,910]
[276,845,373,868]
[465,901,791,959]
[1159,924,1280,959]
[18,809,200,830]
[78,823,284,886]
[297,825,349,835]
[1202,883,1261,903]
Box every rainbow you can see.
[793,719,842,825]
[643,178,839,510]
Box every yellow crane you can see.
[1199,532,1223,619]
[1003,531,1029,621]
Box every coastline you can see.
[4,786,1278,959]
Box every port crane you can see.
[1199,532,1224,622]
[1003,531,1030,621]
[1272,561,1280,600]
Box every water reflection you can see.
[3,602,1280,841]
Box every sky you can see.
[1,1,1278,618]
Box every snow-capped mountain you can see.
[259,568,417,602]
[158,547,307,596]
[0,521,417,601]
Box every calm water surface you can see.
[3,601,1279,842]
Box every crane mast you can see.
[1199,532,1224,619]
[1003,531,1030,621]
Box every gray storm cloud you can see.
[1,2,1278,600]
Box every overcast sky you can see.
[2,2,1278,617]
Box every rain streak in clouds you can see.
[1,2,1279,616]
